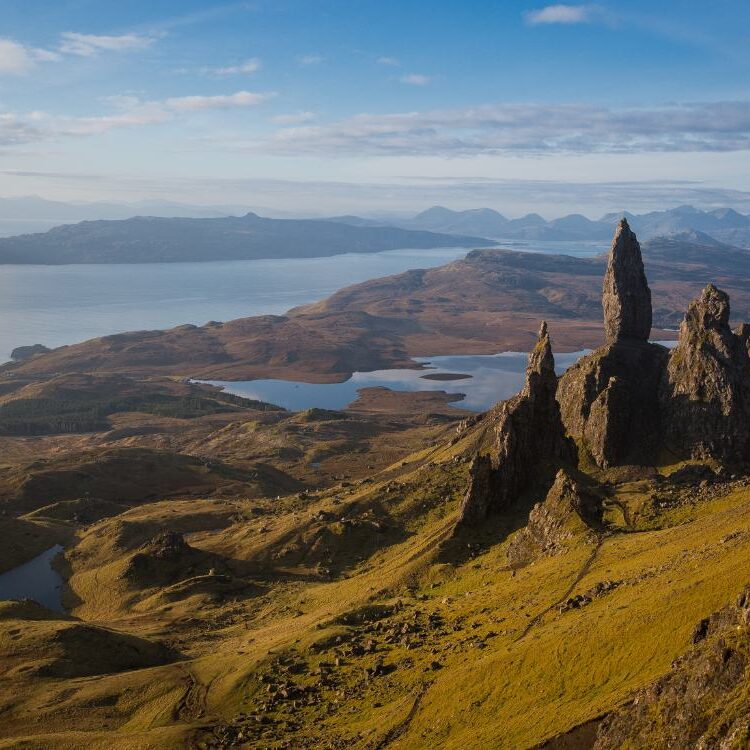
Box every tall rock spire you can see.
[523,321,556,399]
[602,218,652,342]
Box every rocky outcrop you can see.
[10,344,50,362]
[558,220,667,467]
[602,218,652,343]
[456,322,575,528]
[506,469,601,567]
[122,530,229,588]
[660,284,750,463]
[594,586,750,749]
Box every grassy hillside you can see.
[2,407,750,748]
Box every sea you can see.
[0,240,606,363]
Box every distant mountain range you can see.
[0,212,489,265]
[1,199,750,264]
[328,204,750,246]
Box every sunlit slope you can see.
[2,409,750,749]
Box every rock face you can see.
[558,341,668,467]
[660,284,750,463]
[457,455,493,527]
[602,218,652,342]
[594,585,750,749]
[457,322,575,527]
[506,468,601,567]
[558,219,668,467]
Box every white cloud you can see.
[248,100,750,157]
[165,90,273,111]
[524,4,595,25]
[0,30,157,76]
[0,112,47,144]
[0,38,60,75]
[270,111,316,125]
[298,54,323,66]
[58,32,157,57]
[376,56,399,66]
[0,39,35,75]
[0,89,275,144]
[212,58,262,75]
[400,73,431,86]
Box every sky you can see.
[1,0,750,218]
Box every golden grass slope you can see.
[2,412,750,748]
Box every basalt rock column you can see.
[456,322,575,528]
[557,220,666,467]
[602,218,652,342]
[660,284,750,463]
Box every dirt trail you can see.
[175,668,208,722]
[371,682,430,749]
[515,535,604,642]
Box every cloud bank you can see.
[256,101,750,156]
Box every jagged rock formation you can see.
[558,219,667,467]
[602,219,652,342]
[456,322,575,527]
[560,220,750,469]
[660,284,750,463]
[506,468,602,567]
[594,585,750,749]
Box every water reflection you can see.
[0,545,65,613]
[201,349,589,412]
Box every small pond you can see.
[0,545,65,613]
[199,350,590,412]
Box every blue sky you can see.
[1,1,749,216]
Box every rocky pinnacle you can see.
[602,218,652,342]
[523,320,556,399]
[455,321,575,529]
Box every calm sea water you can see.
[0,240,607,363]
